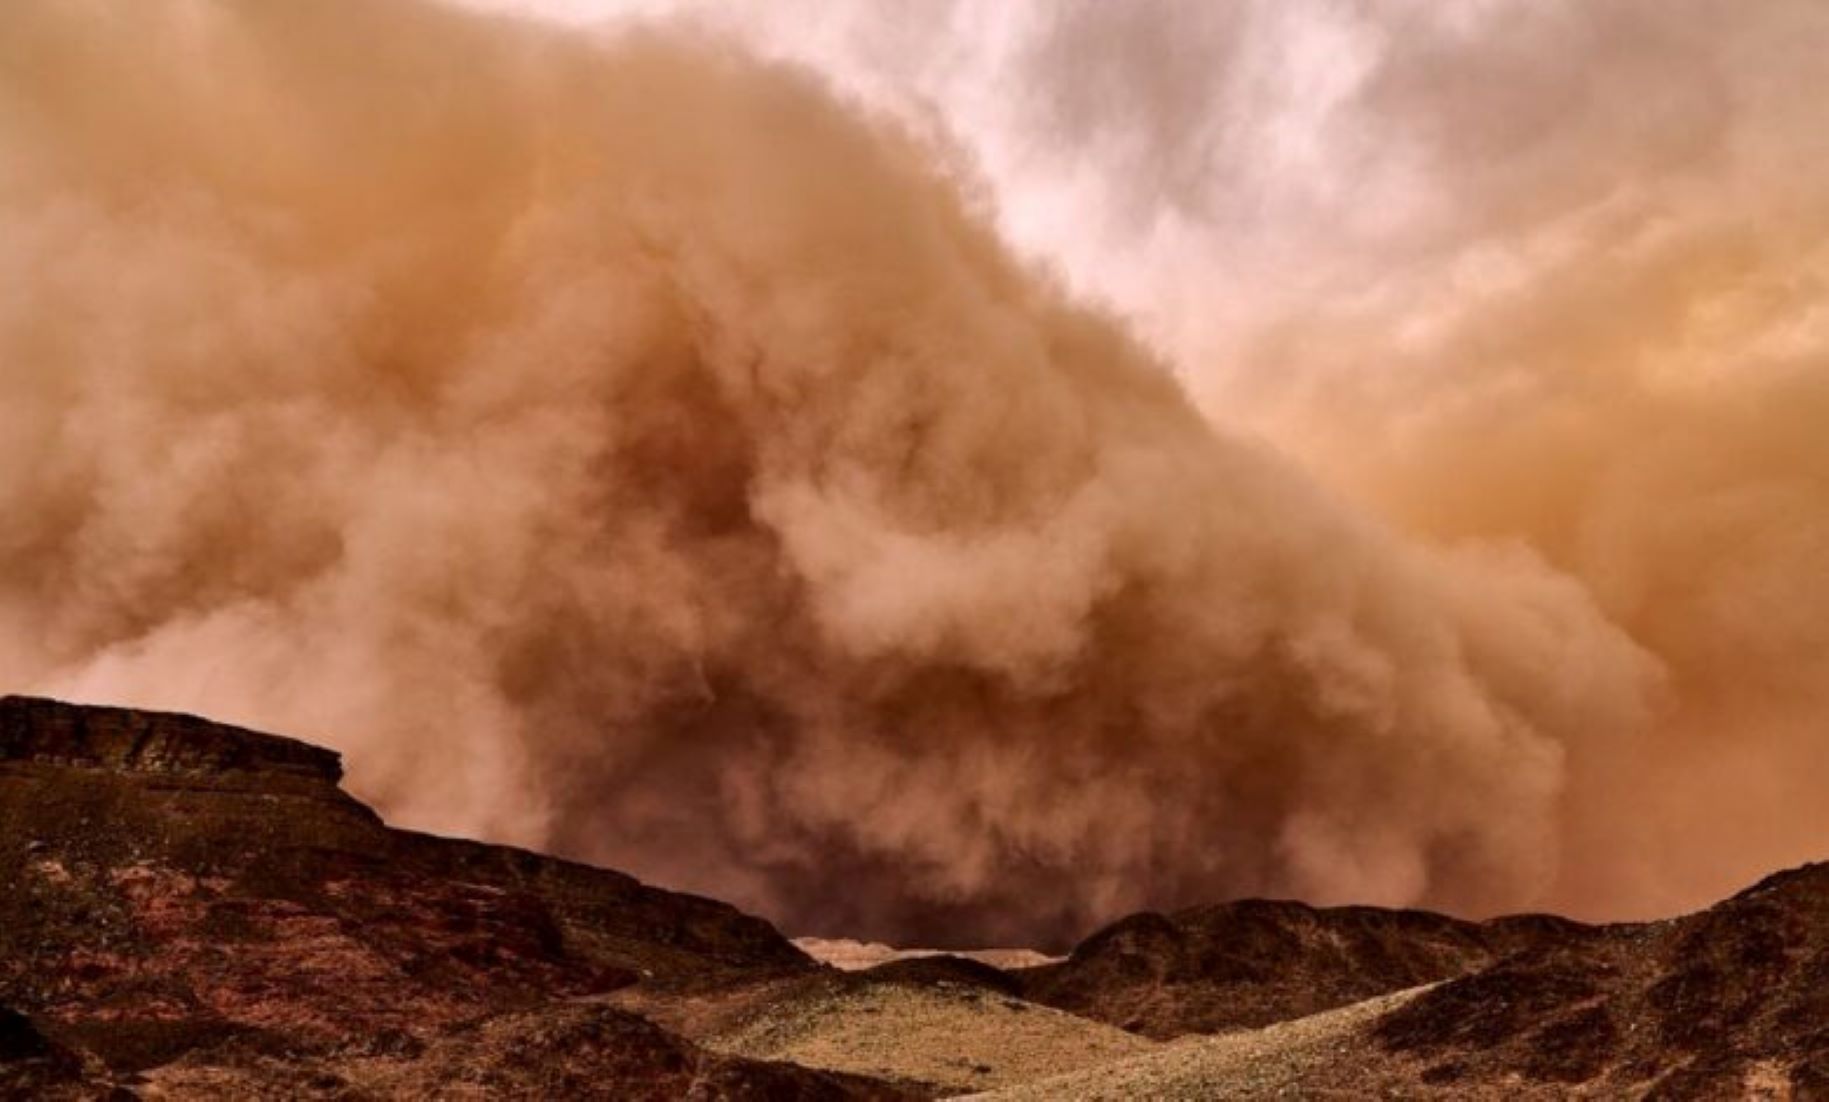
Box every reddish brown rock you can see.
[8,695,1827,1099]
[1014,898,1541,1038]
[0,696,902,1098]
[1374,863,1829,1097]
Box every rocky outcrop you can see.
[1011,864,1829,1096]
[0,696,898,1098]
[0,1004,105,1100]
[1013,897,1547,1038]
[0,696,346,781]
[1373,862,1829,1096]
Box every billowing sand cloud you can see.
[0,0,1819,946]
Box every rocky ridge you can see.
[4,695,1827,1099]
[1012,895,1586,1039]
[0,695,901,1099]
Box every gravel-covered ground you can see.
[966,986,1430,1101]
[705,981,1155,1094]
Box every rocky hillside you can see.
[1013,896,1588,1039]
[1366,862,1829,1096]
[3,694,1825,1099]
[0,695,903,1098]
[978,860,1829,1099]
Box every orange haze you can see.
[1,0,1825,946]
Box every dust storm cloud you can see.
[0,0,1816,945]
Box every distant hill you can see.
[1012,895,1587,1039]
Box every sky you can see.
[4,0,1827,946]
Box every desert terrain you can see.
[5,697,1826,1099]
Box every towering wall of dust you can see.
[0,0,1671,945]
[651,0,1829,926]
[1222,1,1829,920]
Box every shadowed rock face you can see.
[0,1004,96,1099]
[1373,863,1829,1097]
[1009,867,1829,1097]
[0,696,903,1099]
[1012,897,1570,1039]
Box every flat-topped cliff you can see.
[0,697,901,1099]
[0,696,343,781]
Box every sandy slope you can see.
[794,938,1060,972]
[704,981,1154,1093]
[965,986,1431,1101]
